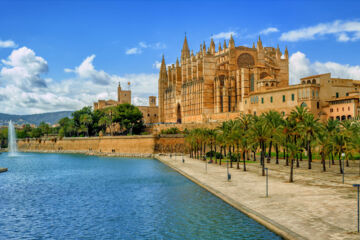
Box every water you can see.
[7,120,18,156]
[0,153,281,240]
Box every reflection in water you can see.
[0,153,281,239]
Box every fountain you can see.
[8,120,18,156]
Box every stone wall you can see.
[18,135,185,154]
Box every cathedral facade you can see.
[158,36,360,123]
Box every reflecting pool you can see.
[0,153,281,239]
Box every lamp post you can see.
[265,168,269,197]
[342,153,345,184]
[227,158,231,181]
[353,184,360,233]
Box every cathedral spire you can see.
[223,39,227,49]
[218,41,222,51]
[276,44,281,59]
[284,46,289,59]
[229,34,235,48]
[176,57,179,67]
[252,42,255,48]
[160,54,166,71]
[181,34,190,59]
[257,36,263,49]
[210,38,215,53]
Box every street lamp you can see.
[265,167,269,197]
[227,158,231,181]
[353,184,360,233]
[342,153,345,184]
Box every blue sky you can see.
[0,0,360,114]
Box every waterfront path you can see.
[157,155,360,240]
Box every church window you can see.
[336,92,339,98]
[317,102,320,109]
[346,92,349,96]
[147,114,150,117]
[291,94,295,101]
[282,95,286,102]
[261,98,264,104]
[250,74,254,92]
[330,108,333,113]
[270,96,273,103]
[228,95,231,112]
[237,53,255,68]
[312,90,315,97]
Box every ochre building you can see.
[93,83,158,124]
[158,35,360,123]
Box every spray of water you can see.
[8,120,18,156]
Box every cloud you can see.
[280,20,360,42]
[64,54,120,85]
[0,47,48,90]
[153,60,161,69]
[0,39,17,48]
[260,27,279,35]
[212,31,237,40]
[0,48,158,114]
[125,41,166,55]
[125,47,142,55]
[289,51,360,85]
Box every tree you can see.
[112,104,144,135]
[80,114,93,136]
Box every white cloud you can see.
[260,27,279,35]
[153,60,161,69]
[126,41,166,55]
[64,54,120,85]
[0,39,17,48]
[0,47,48,90]
[212,31,237,40]
[0,48,158,114]
[280,20,360,42]
[125,47,142,55]
[289,51,360,85]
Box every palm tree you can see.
[248,115,270,176]
[286,140,301,182]
[264,111,283,163]
[317,126,330,172]
[80,114,93,136]
[293,107,320,169]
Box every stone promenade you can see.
[157,155,360,240]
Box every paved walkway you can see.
[157,155,360,240]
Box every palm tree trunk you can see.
[346,158,349,167]
[261,142,265,176]
[308,141,312,169]
[253,150,256,161]
[339,153,343,174]
[331,153,335,165]
[214,144,217,164]
[210,142,213,163]
[300,151,303,161]
[290,159,294,182]
[243,151,247,171]
[275,144,279,164]
[296,155,300,168]
[229,146,233,168]
[219,146,223,165]
[267,140,272,163]
[236,145,240,169]
[322,153,326,172]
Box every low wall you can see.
[17,135,185,154]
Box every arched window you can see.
[307,80,311,84]
[265,83,269,87]
[302,81,305,84]
[348,115,352,119]
[336,116,340,121]
[341,115,346,121]
[312,79,316,84]
[237,53,255,68]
